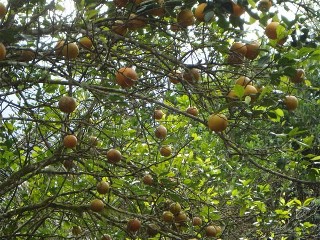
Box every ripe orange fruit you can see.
[127,218,141,232]
[192,216,202,226]
[183,68,200,83]
[205,225,217,237]
[177,9,195,27]
[112,20,128,36]
[160,145,172,157]
[142,174,153,185]
[265,22,279,40]
[0,42,6,60]
[20,50,35,62]
[290,69,305,83]
[97,181,110,194]
[114,0,128,7]
[236,76,252,86]
[89,136,98,147]
[208,114,228,132]
[107,149,122,163]
[115,67,138,88]
[244,85,258,96]
[227,90,238,100]
[186,107,199,116]
[63,135,77,148]
[58,96,77,113]
[194,3,207,22]
[155,125,167,139]
[231,2,245,17]
[154,109,164,120]
[162,211,174,222]
[127,14,147,30]
[257,0,272,12]
[62,42,79,59]
[101,234,112,240]
[147,223,160,236]
[284,95,298,111]
[169,202,181,215]
[168,70,183,84]
[175,211,187,222]
[72,226,82,235]
[79,36,93,49]
[90,199,104,212]
[149,7,165,17]
[55,40,65,56]
[0,3,7,18]
[230,42,247,56]
[245,42,260,60]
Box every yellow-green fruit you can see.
[90,199,104,212]
[97,181,110,194]
[284,95,298,111]
[208,114,228,132]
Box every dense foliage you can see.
[0,0,319,239]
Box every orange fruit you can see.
[205,225,218,237]
[112,20,128,36]
[142,174,153,185]
[230,42,247,56]
[160,145,172,157]
[155,125,167,139]
[58,96,77,113]
[0,3,6,18]
[192,216,202,226]
[284,95,298,111]
[62,42,79,59]
[63,135,77,148]
[175,211,187,222]
[0,42,6,60]
[115,67,138,88]
[20,50,36,62]
[177,9,195,27]
[290,69,304,83]
[107,149,122,163]
[236,76,252,86]
[149,7,165,17]
[79,36,93,49]
[257,0,272,12]
[265,22,279,40]
[168,70,183,84]
[72,226,82,235]
[169,202,181,215]
[232,2,245,17]
[127,219,141,232]
[162,211,174,222]
[54,40,65,56]
[194,3,207,22]
[114,0,128,7]
[90,199,104,212]
[183,68,200,83]
[227,90,238,100]
[97,181,110,194]
[208,114,228,132]
[154,109,164,120]
[186,107,199,116]
[127,14,147,30]
[244,85,258,96]
[101,234,112,240]
[245,42,260,60]
[170,23,181,32]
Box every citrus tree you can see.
[0,0,319,239]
